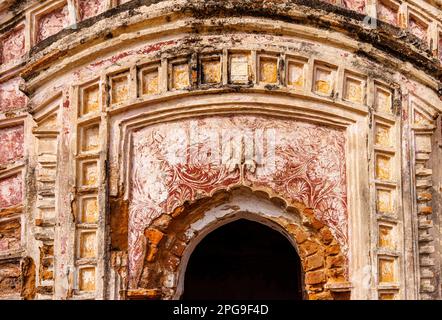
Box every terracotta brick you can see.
[311,218,325,230]
[41,270,54,281]
[299,240,320,257]
[417,192,432,201]
[144,228,164,246]
[309,291,333,300]
[176,231,191,243]
[326,244,341,256]
[0,262,21,296]
[326,267,346,282]
[287,224,308,244]
[305,253,324,271]
[319,228,334,244]
[326,254,345,268]
[418,206,432,215]
[303,208,315,218]
[302,208,325,230]
[305,284,324,293]
[305,270,326,285]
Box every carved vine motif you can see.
[128,115,348,287]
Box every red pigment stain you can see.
[0,125,24,166]
[0,174,22,208]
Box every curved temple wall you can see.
[0,0,441,300]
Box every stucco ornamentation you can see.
[128,115,347,287]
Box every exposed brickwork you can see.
[0,261,21,298]
[0,218,21,252]
[131,189,350,300]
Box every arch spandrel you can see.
[126,115,349,293]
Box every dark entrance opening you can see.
[182,219,304,300]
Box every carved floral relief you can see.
[128,115,348,287]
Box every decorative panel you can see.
[110,72,129,104]
[0,26,25,65]
[258,56,278,84]
[409,14,428,42]
[79,196,98,224]
[79,160,98,187]
[170,61,190,90]
[78,0,107,21]
[0,218,21,252]
[376,188,394,214]
[313,64,336,96]
[379,258,395,283]
[375,155,391,181]
[377,0,398,26]
[0,174,22,209]
[37,4,69,43]
[80,83,100,116]
[343,73,365,104]
[80,124,100,153]
[0,125,24,167]
[342,0,366,13]
[286,59,305,89]
[0,78,27,112]
[375,85,392,114]
[229,54,250,84]
[79,231,97,259]
[79,267,96,292]
[379,224,395,250]
[200,57,221,84]
[139,64,160,95]
[0,261,21,298]
[375,124,391,147]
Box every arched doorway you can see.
[182,219,304,300]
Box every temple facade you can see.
[0,0,441,300]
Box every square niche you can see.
[375,84,393,114]
[286,58,306,89]
[200,55,222,85]
[169,58,190,90]
[80,82,100,116]
[138,62,160,96]
[109,71,130,105]
[258,54,278,85]
[343,72,366,104]
[229,53,250,84]
[313,63,337,96]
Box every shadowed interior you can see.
[182,219,303,300]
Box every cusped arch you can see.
[135,187,350,300]
[124,112,350,292]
